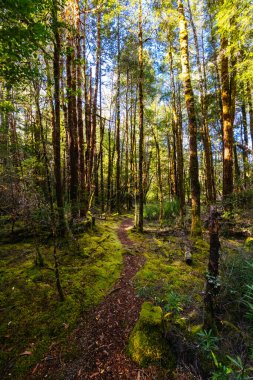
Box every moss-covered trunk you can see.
[178,0,201,236]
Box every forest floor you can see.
[1,209,253,379]
[30,218,155,379]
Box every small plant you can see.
[243,262,253,325]
[197,329,219,352]
[143,203,160,221]
[164,200,180,220]
[143,200,180,222]
[211,351,232,380]
[137,285,159,299]
[160,291,184,314]
[211,352,253,380]
[244,284,253,322]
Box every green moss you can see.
[189,324,203,335]
[128,302,175,368]
[0,218,124,379]
[139,302,163,326]
[173,316,187,330]
[134,243,205,305]
[194,238,209,251]
[245,237,253,248]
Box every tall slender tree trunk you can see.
[204,206,220,332]
[169,47,185,220]
[83,9,90,206]
[99,67,105,213]
[125,69,130,210]
[178,0,201,236]
[66,35,78,220]
[135,0,144,232]
[76,7,86,217]
[52,0,66,233]
[152,128,164,224]
[221,36,233,206]
[90,11,101,211]
[234,144,240,187]
[241,101,249,188]
[115,15,121,213]
[188,0,215,205]
[247,84,253,150]
[107,123,112,212]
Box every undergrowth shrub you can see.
[243,261,253,328]
[221,189,253,211]
[219,254,253,317]
[143,203,160,221]
[213,255,253,379]
[143,200,180,222]
[164,199,180,220]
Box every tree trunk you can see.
[52,0,66,233]
[152,128,164,224]
[90,12,101,210]
[135,0,144,232]
[169,47,185,220]
[188,0,215,205]
[221,36,233,206]
[247,84,253,150]
[76,8,86,217]
[178,0,201,236]
[115,15,121,213]
[125,69,130,210]
[241,101,249,188]
[204,206,221,332]
[66,36,78,220]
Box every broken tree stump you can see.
[204,206,221,332]
[185,250,192,265]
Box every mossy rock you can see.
[245,237,253,248]
[189,324,203,335]
[128,302,175,368]
[139,302,163,326]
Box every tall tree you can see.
[187,0,216,205]
[52,0,66,232]
[115,15,121,213]
[178,0,201,236]
[135,0,144,232]
[220,35,233,205]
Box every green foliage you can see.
[197,330,219,352]
[216,0,253,83]
[143,202,160,220]
[245,238,253,248]
[143,200,179,222]
[157,290,184,315]
[219,251,253,320]
[0,0,51,83]
[211,351,253,380]
[164,199,180,220]
[211,351,232,380]
[243,262,253,325]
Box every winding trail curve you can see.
[33,218,148,379]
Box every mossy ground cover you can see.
[0,218,123,379]
[128,302,175,368]
[129,212,253,377]
[129,227,208,319]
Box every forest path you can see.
[33,218,152,380]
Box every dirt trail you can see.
[32,218,150,380]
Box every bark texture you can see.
[178,0,201,236]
